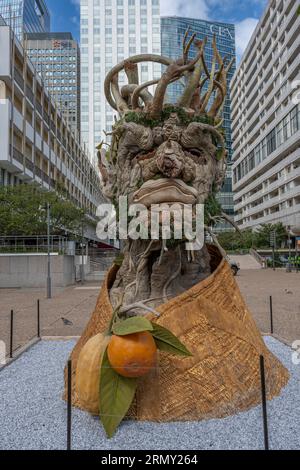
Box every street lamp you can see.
[47,203,52,299]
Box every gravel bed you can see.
[0,337,299,450]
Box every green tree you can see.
[254,223,287,248]
[0,184,85,237]
[217,228,254,252]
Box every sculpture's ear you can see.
[121,122,154,151]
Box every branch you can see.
[119,298,162,317]
[124,60,139,85]
[131,79,159,110]
[183,32,196,64]
[150,50,204,118]
[205,225,227,258]
[111,75,129,115]
[199,36,217,113]
[121,83,154,109]
[104,54,173,112]
[178,38,206,108]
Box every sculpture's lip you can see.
[132,178,197,207]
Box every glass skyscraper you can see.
[25,32,81,134]
[0,0,50,41]
[161,16,236,223]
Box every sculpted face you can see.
[98,32,232,246]
[100,113,227,215]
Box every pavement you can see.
[0,267,299,357]
[228,254,262,269]
[0,282,101,356]
[0,336,299,450]
[236,268,300,345]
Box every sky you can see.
[47,0,268,61]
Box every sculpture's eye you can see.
[188,148,202,157]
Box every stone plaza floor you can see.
[0,336,299,450]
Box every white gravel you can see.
[0,336,299,450]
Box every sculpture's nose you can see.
[156,140,183,178]
[164,140,174,155]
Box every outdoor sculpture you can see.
[65,32,288,437]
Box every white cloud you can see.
[235,17,259,61]
[160,0,210,20]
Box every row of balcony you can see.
[233,132,300,196]
[235,184,300,220]
[232,55,299,157]
[234,165,300,211]
[236,202,300,229]
[231,0,297,107]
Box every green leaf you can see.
[99,349,137,438]
[151,323,193,357]
[112,316,153,336]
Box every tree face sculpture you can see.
[66,31,288,430]
[99,35,232,310]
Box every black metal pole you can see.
[67,359,72,451]
[81,223,85,285]
[259,355,269,450]
[269,295,273,335]
[47,203,52,299]
[37,299,40,339]
[287,229,291,273]
[10,310,14,359]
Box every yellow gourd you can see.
[75,333,110,414]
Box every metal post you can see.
[287,228,292,273]
[10,310,14,359]
[47,203,52,299]
[259,355,269,450]
[81,223,85,285]
[272,246,275,271]
[269,296,273,335]
[37,299,40,339]
[67,360,72,451]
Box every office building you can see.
[25,32,81,134]
[0,21,103,240]
[80,0,161,156]
[231,0,300,230]
[0,0,50,41]
[161,16,236,223]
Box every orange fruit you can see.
[107,331,157,378]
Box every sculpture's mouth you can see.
[132,178,197,207]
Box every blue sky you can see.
[47,0,268,59]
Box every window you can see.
[266,129,276,155]
[276,121,283,146]
[290,107,299,134]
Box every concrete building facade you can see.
[231,0,300,231]
[0,22,103,239]
[80,0,161,156]
[0,0,50,41]
[25,32,81,134]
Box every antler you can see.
[104,54,173,115]
[177,38,206,108]
[149,48,204,118]
[207,43,234,118]
[103,34,233,119]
